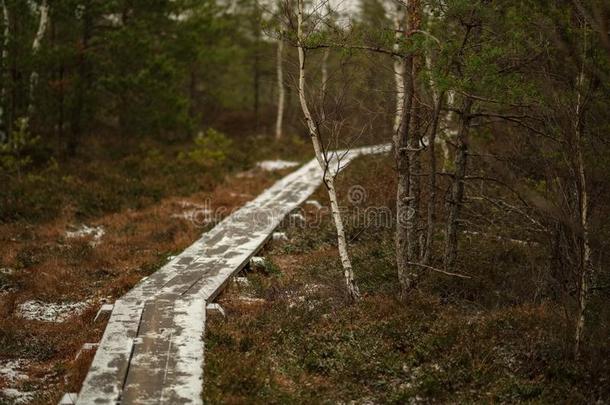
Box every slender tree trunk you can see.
[574,68,592,359]
[423,93,443,264]
[395,0,422,295]
[69,0,92,157]
[296,0,359,301]
[444,98,473,271]
[0,0,9,142]
[406,93,422,276]
[320,47,329,121]
[439,90,457,170]
[392,5,405,134]
[420,5,445,263]
[395,49,414,295]
[275,36,285,140]
[253,7,261,131]
[26,0,49,120]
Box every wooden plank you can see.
[121,290,206,404]
[76,144,390,404]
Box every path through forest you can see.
[74,144,390,404]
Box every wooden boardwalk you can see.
[75,144,390,405]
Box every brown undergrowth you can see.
[203,154,609,404]
[0,164,288,404]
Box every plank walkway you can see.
[75,144,390,405]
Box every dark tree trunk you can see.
[444,98,473,271]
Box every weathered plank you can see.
[76,144,390,404]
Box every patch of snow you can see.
[305,200,323,209]
[17,299,90,322]
[0,360,28,384]
[65,225,105,247]
[272,232,288,242]
[233,277,250,286]
[256,160,299,171]
[250,256,266,267]
[0,388,34,404]
[235,296,265,304]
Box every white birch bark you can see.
[275,35,285,140]
[441,90,458,167]
[26,0,50,119]
[296,0,360,301]
[392,4,405,134]
[422,3,454,168]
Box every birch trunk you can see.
[574,68,592,358]
[275,36,285,140]
[439,90,457,170]
[395,51,414,295]
[421,5,443,263]
[26,0,49,119]
[0,0,8,141]
[395,0,422,294]
[443,98,472,271]
[296,0,360,301]
[422,4,453,170]
[392,5,405,133]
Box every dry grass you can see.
[202,154,609,404]
[0,166,277,403]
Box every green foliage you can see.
[0,119,41,174]
[183,128,232,168]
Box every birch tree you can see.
[572,21,593,360]
[25,0,50,121]
[275,27,285,140]
[394,0,422,294]
[296,0,360,301]
[392,3,404,134]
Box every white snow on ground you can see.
[0,360,33,405]
[0,388,34,404]
[65,225,105,246]
[250,256,266,268]
[17,299,90,322]
[256,160,299,171]
[0,360,28,384]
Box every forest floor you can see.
[203,155,609,404]
[0,134,608,404]
[0,131,308,404]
